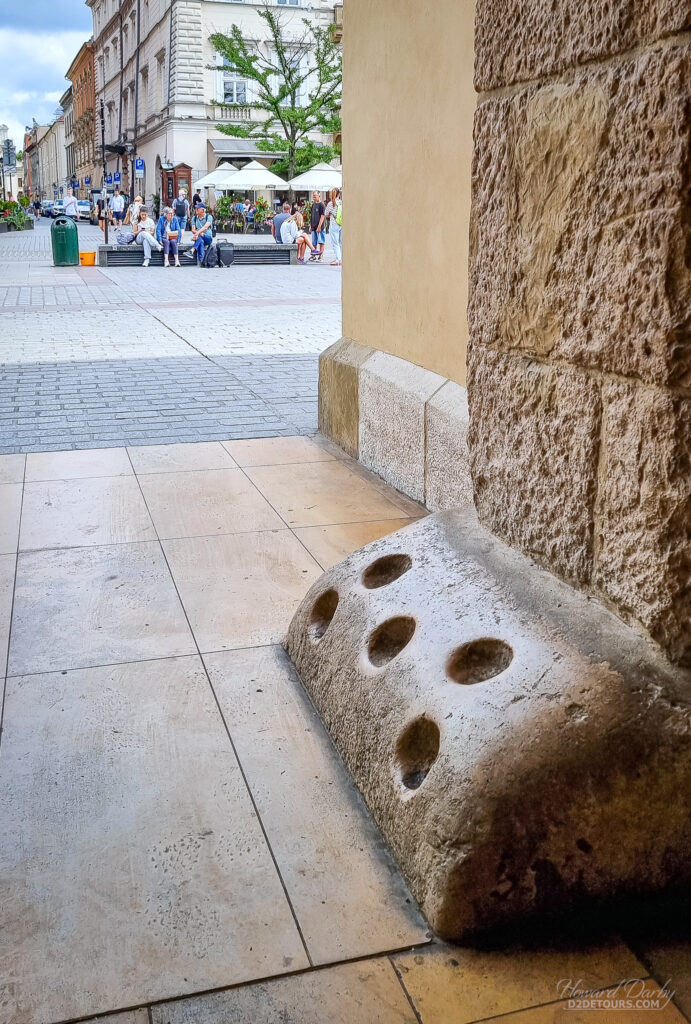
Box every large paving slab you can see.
[205,645,429,963]
[162,531,323,652]
[8,541,195,675]
[0,656,308,1024]
[151,959,418,1024]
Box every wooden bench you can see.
[97,242,297,268]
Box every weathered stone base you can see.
[318,338,473,511]
[286,511,691,940]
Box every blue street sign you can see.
[114,172,121,183]
[106,173,113,185]
[134,157,145,178]
[85,176,91,185]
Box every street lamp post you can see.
[100,98,109,244]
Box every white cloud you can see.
[0,28,90,145]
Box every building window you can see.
[277,0,300,5]
[223,59,247,103]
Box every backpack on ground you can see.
[217,242,234,267]
[174,199,187,220]
[201,243,219,268]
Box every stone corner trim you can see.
[318,339,473,512]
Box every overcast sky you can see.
[0,0,92,150]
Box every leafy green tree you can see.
[269,139,335,181]
[210,6,341,184]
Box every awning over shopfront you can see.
[208,139,282,161]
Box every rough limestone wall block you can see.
[594,382,691,666]
[470,47,691,388]
[424,382,473,512]
[286,512,691,939]
[467,348,601,585]
[475,0,691,90]
[359,352,446,503]
[318,338,373,459]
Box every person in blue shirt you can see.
[155,206,183,267]
[185,202,214,264]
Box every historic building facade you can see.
[67,42,97,198]
[87,0,338,203]
[60,87,76,191]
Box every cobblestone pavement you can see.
[0,219,341,452]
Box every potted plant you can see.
[253,195,272,234]
[214,195,235,232]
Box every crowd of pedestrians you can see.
[84,184,342,269]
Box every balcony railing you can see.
[208,103,252,123]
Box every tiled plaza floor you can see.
[0,437,689,1024]
[0,220,340,452]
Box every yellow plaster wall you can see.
[341,0,476,385]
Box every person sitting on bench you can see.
[186,202,214,264]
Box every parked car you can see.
[52,200,65,218]
[41,199,54,216]
[77,200,91,219]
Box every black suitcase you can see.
[217,242,234,267]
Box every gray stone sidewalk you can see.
[0,220,340,452]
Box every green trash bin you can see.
[51,216,79,266]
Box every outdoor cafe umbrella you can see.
[193,165,239,190]
[288,162,342,191]
[221,160,288,190]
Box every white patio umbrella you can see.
[193,165,239,190]
[288,162,342,191]
[223,160,288,190]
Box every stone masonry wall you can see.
[468,1,691,664]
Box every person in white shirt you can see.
[280,212,311,263]
[132,206,163,266]
[63,189,79,219]
[109,188,126,227]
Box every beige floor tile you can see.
[393,940,647,1024]
[480,980,685,1023]
[0,658,308,1024]
[138,469,283,540]
[346,460,429,518]
[8,542,195,675]
[224,435,335,467]
[0,454,26,484]
[0,553,15,671]
[19,477,156,551]
[128,441,236,475]
[629,937,691,1020]
[25,447,133,481]
[163,531,321,652]
[295,519,417,569]
[151,958,418,1024]
[0,484,22,555]
[311,433,350,459]
[246,461,409,528]
[205,646,429,964]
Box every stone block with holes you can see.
[285,511,691,940]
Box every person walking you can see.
[185,201,214,264]
[173,190,189,243]
[156,206,182,267]
[310,190,326,261]
[132,206,163,266]
[63,188,79,220]
[272,201,291,245]
[96,193,110,234]
[281,212,312,263]
[325,188,342,265]
[33,197,41,219]
[109,187,125,228]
